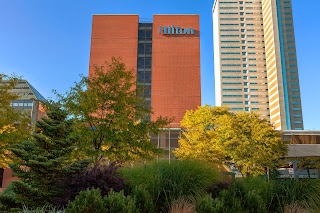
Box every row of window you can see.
[11,103,33,107]
[222,58,260,61]
[221,52,258,55]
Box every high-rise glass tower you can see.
[213,0,303,130]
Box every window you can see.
[222,64,241,67]
[145,44,152,54]
[223,88,242,91]
[231,108,243,110]
[223,95,243,97]
[221,52,241,54]
[222,46,240,48]
[141,72,151,83]
[222,76,242,79]
[145,57,152,68]
[222,70,241,72]
[222,82,242,85]
[222,58,241,60]
[223,101,243,104]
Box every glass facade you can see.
[151,129,181,160]
[137,23,153,112]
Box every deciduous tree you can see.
[0,74,30,167]
[218,112,287,176]
[174,105,231,163]
[56,58,172,162]
[175,105,288,176]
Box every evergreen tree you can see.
[9,104,88,207]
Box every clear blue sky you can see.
[0,0,319,130]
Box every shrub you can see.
[207,181,230,199]
[196,194,224,213]
[65,189,105,213]
[120,160,220,212]
[0,183,21,212]
[104,190,137,213]
[57,160,126,206]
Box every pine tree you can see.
[9,104,88,207]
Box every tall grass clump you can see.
[270,179,320,213]
[21,205,64,213]
[119,160,220,212]
[207,177,320,213]
[169,197,195,213]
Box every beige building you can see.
[6,80,46,127]
[0,79,46,190]
[213,0,303,130]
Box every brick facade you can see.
[89,14,201,127]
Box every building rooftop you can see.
[282,130,320,135]
[9,80,46,102]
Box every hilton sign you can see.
[159,26,195,35]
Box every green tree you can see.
[56,58,172,162]
[0,74,31,167]
[218,112,287,176]
[9,104,88,207]
[175,105,288,176]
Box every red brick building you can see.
[89,15,201,159]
